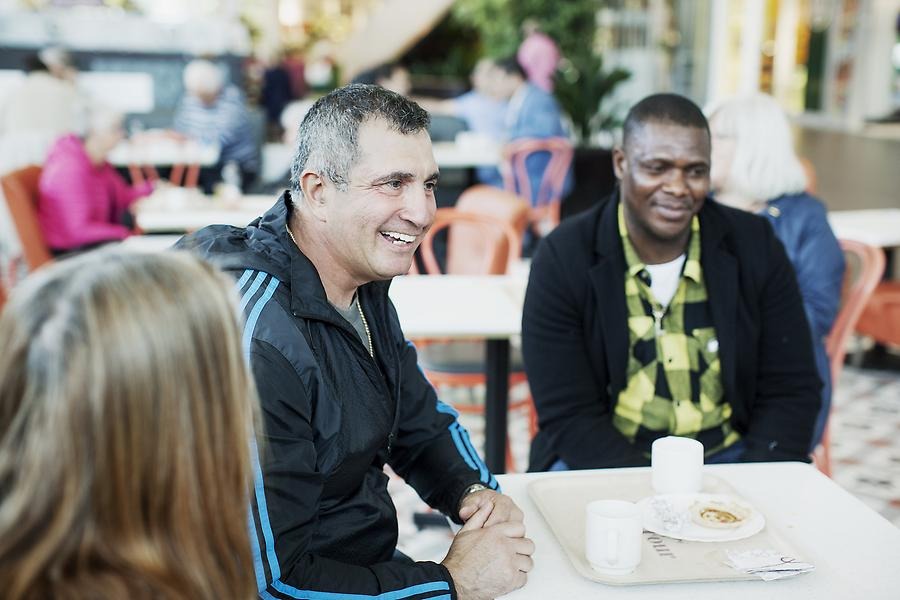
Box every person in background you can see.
[517,20,561,93]
[351,61,412,96]
[417,57,508,186]
[0,51,88,173]
[492,56,573,223]
[38,107,154,254]
[706,93,845,449]
[523,93,821,472]
[173,59,259,192]
[177,84,533,600]
[0,250,260,599]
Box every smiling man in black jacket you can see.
[523,93,821,472]
[179,84,533,600]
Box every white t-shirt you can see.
[645,254,686,307]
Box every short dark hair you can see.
[350,62,403,86]
[290,83,430,197]
[622,93,709,147]
[494,56,526,79]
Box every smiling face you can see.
[316,118,438,289]
[613,119,711,262]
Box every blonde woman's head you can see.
[706,93,808,204]
[0,250,258,600]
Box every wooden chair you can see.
[0,165,52,271]
[500,137,574,236]
[813,239,885,476]
[414,205,536,471]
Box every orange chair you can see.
[1,165,52,271]
[500,137,574,236]
[414,205,536,471]
[854,283,900,351]
[813,239,885,476]
[0,281,7,314]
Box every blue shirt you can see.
[174,85,258,172]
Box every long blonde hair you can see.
[0,251,258,600]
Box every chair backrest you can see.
[825,238,885,385]
[501,137,574,233]
[0,165,52,271]
[501,136,574,208]
[417,207,521,276]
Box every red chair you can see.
[854,284,900,352]
[813,239,885,477]
[414,205,536,471]
[1,165,53,272]
[500,137,574,236]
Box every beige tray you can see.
[528,471,807,586]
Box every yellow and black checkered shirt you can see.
[613,204,741,456]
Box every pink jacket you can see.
[38,134,153,251]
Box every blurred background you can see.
[0,0,898,536]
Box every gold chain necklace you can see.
[356,296,374,358]
[287,224,373,358]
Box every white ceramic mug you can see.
[651,436,704,494]
[584,499,643,575]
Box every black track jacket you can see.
[178,193,497,599]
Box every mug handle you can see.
[607,529,619,565]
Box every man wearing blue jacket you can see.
[179,84,533,600]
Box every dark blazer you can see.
[523,193,822,471]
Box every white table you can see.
[828,209,900,248]
[117,234,183,253]
[389,274,526,473]
[432,141,501,169]
[109,137,220,168]
[133,189,274,233]
[498,462,900,599]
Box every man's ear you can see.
[299,170,328,220]
[612,146,626,180]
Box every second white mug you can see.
[651,435,704,494]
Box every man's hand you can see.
[459,489,524,528]
[442,501,535,600]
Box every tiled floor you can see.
[829,365,900,527]
[391,363,900,562]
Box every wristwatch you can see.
[462,483,490,498]
[459,483,490,512]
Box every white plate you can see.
[637,493,765,542]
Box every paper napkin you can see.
[725,548,815,581]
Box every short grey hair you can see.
[183,59,225,97]
[705,93,807,201]
[289,84,430,201]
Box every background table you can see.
[133,189,274,233]
[389,274,526,473]
[498,462,900,599]
[828,209,900,248]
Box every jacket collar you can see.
[258,193,391,325]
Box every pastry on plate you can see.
[689,498,752,529]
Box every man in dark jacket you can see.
[523,93,821,471]
[178,84,533,600]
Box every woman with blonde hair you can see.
[0,250,259,600]
[706,93,844,450]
